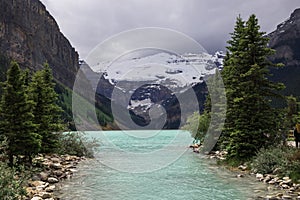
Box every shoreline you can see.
[28,146,300,200]
[26,154,87,200]
[192,147,300,200]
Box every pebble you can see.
[204,150,300,200]
[26,154,85,199]
[31,197,43,200]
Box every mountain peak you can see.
[291,8,300,19]
[0,0,79,88]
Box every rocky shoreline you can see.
[190,145,300,200]
[25,154,87,200]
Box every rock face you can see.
[268,8,300,96]
[269,8,300,67]
[0,0,79,88]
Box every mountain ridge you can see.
[0,0,79,88]
[268,8,300,97]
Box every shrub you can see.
[0,139,27,200]
[252,146,292,175]
[252,145,300,182]
[0,163,27,200]
[57,132,100,158]
[286,149,300,182]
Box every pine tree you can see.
[222,15,285,163]
[0,62,41,165]
[220,16,246,148]
[30,63,64,153]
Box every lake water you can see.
[57,130,269,200]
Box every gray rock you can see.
[265,195,280,200]
[37,192,52,199]
[272,168,282,174]
[39,172,49,181]
[53,170,63,177]
[45,185,55,193]
[256,173,264,180]
[281,184,290,189]
[237,174,244,178]
[31,197,43,200]
[268,179,277,184]
[50,163,62,170]
[47,177,59,184]
[282,195,293,200]
[29,181,46,187]
[238,165,247,171]
[50,157,61,163]
[68,169,78,173]
[0,0,80,89]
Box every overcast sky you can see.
[40,0,300,59]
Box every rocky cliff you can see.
[269,8,300,67]
[268,8,300,97]
[0,0,79,88]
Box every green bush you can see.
[0,163,27,200]
[58,132,100,158]
[252,145,300,182]
[252,146,292,175]
[0,139,27,200]
[286,149,300,182]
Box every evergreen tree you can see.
[222,15,284,163]
[30,63,64,153]
[0,62,41,165]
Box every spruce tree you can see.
[30,63,63,153]
[222,15,284,163]
[220,16,246,149]
[0,62,41,165]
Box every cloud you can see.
[40,0,300,58]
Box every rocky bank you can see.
[210,151,300,200]
[26,154,86,200]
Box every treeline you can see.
[0,61,63,166]
[185,14,298,165]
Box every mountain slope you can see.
[0,0,79,88]
[0,0,114,130]
[268,8,300,97]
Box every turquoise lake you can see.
[57,130,269,200]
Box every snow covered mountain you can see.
[91,51,224,87]
[80,51,224,129]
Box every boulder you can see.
[29,181,46,188]
[45,185,56,193]
[50,157,61,163]
[236,174,244,178]
[256,173,264,180]
[53,170,63,177]
[39,172,49,182]
[282,195,293,200]
[50,163,62,170]
[37,192,52,199]
[47,177,59,184]
[238,165,247,171]
[31,197,43,200]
